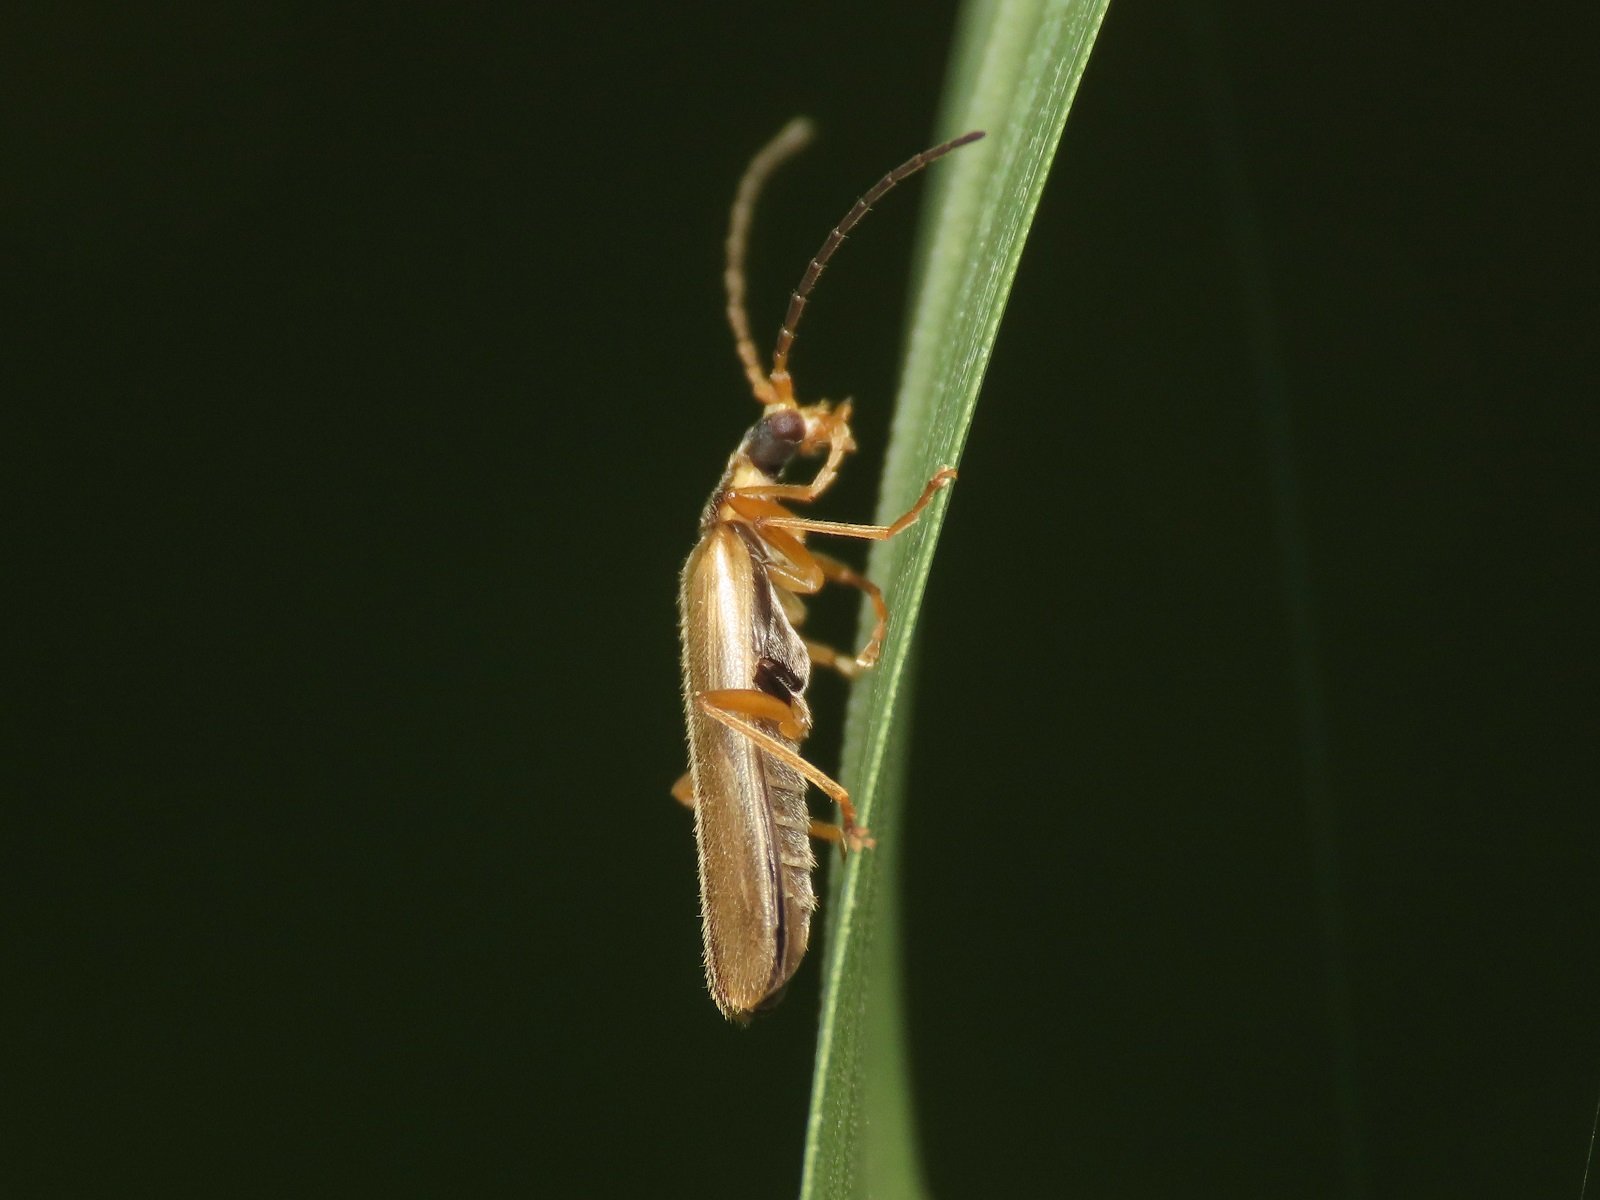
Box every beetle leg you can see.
[806,553,896,678]
[724,492,798,525]
[760,467,957,541]
[762,526,888,674]
[755,527,825,595]
[675,749,863,857]
[807,819,876,855]
[695,692,873,850]
[804,639,863,680]
[697,688,810,740]
[671,772,696,809]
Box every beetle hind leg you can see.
[695,690,872,851]
[808,819,876,855]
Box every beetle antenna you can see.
[726,117,817,406]
[767,129,985,406]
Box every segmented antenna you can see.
[725,118,817,406]
[767,129,985,406]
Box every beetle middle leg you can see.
[695,691,874,851]
[810,550,893,670]
[751,524,897,675]
[803,638,863,680]
[745,528,875,678]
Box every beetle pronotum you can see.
[675,119,984,1022]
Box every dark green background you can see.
[11,2,1597,1196]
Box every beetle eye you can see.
[745,409,805,472]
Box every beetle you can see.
[675,119,984,1022]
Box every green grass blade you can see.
[798,3,1112,1197]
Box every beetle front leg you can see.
[759,467,956,542]
[732,401,858,505]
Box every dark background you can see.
[10,2,1598,1196]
